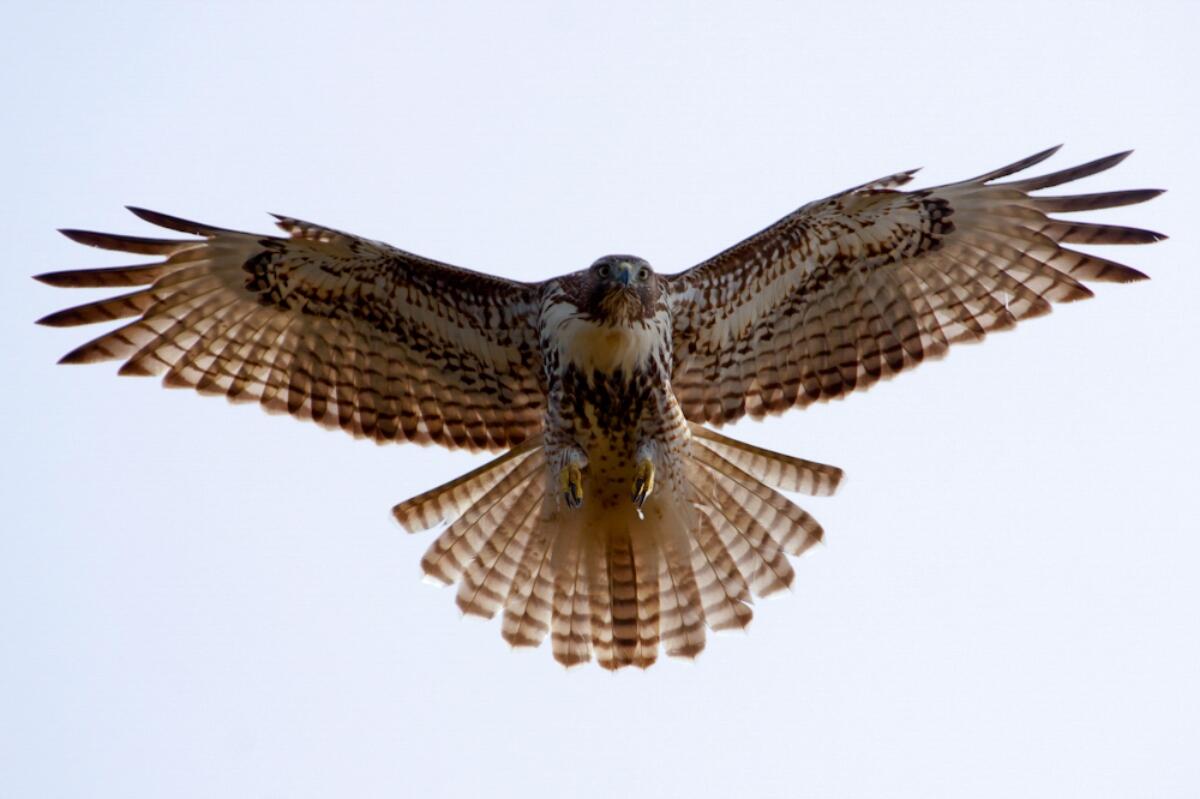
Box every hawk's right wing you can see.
[37,209,545,451]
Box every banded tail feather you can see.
[396,427,841,669]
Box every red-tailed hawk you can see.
[37,146,1163,669]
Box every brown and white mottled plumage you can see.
[37,147,1163,669]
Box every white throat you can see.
[545,302,663,376]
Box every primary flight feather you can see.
[38,146,1163,669]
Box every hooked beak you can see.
[614,263,634,287]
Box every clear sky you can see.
[2,2,1197,797]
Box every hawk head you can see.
[582,255,659,324]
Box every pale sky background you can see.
[2,2,1197,797]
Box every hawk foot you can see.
[631,459,655,508]
[560,463,583,509]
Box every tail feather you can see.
[400,427,840,668]
[692,445,824,556]
[550,537,592,667]
[657,538,707,658]
[502,541,555,647]
[690,512,753,632]
[455,479,545,618]
[599,526,668,668]
[689,463,796,596]
[589,528,635,669]
[629,528,662,667]
[690,423,842,495]
[393,438,542,532]
[414,450,544,585]
[587,538,616,668]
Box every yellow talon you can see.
[560,463,584,508]
[631,459,655,508]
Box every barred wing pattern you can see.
[36,210,544,451]
[668,147,1164,425]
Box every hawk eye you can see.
[636,266,650,282]
[597,263,612,278]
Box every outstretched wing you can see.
[37,209,544,451]
[667,147,1165,425]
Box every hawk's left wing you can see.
[37,209,544,451]
[667,147,1164,425]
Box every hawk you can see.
[37,146,1163,669]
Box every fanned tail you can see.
[395,426,841,669]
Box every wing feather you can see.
[668,149,1163,425]
[37,210,545,450]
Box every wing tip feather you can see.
[125,206,221,236]
[58,227,197,254]
[35,308,78,327]
[117,361,157,377]
[973,144,1063,183]
[57,345,109,365]
[33,271,77,287]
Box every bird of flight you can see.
[37,146,1163,669]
